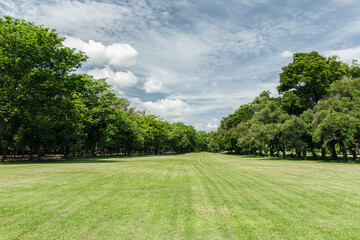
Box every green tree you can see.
[0,16,87,160]
[249,91,289,156]
[278,51,348,114]
[196,131,209,152]
[281,114,316,160]
[217,104,253,153]
[313,77,360,160]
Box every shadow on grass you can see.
[0,156,126,164]
[0,153,188,164]
[227,153,360,164]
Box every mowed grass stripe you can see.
[207,154,360,238]
[188,153,360,239]
[1,153,360,239]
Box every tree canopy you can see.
[210,52,360,161]
[0,16,208,161]
[3,16,360,163]
[277,51,348,114]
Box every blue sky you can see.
[1,0,360,131]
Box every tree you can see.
[278,51,348,114]
[281,114,315,160]
[0,16,87,160]
[313,77,360,161]
[196,131,209,152]
[217,104,253,153]
[250,91,289,156]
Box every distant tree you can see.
[196,131,210,152]
[349,60,360,78]
[250,91,289,156]
[208,131,221,152]
[281,114,315,160]
[217,104,253,153]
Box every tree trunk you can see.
[251,148,256,155]
[2,141,8,162]
[29,148,34,161]
[321,147,326,160]
[0,118,7,138]
[282,149,286,158]
[350,148,357,161]
[63,146,68,159]
[37,148,42,161]
[269,147,274,157]
[339,141,348,161]
[310,148,317,160]
[93,143,98,156]
[329,142,338,160]
[259,149,263,157]
[303,149,307,160]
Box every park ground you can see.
[1,152,360,239]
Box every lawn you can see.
[1,152,360,239]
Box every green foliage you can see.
[0,16,88,159]
[277,51,348,114]
[211,52,360,161]
[0,16,202,160]
[3,16,359,162]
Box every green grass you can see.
[1,152,360,239]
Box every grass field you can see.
[1,153,360,239]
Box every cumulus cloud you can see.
[194,119,220,132]
[7,0,360,131]
[8,0,131,40]
[88,66,138,89]
[143,99,195,122]
[281,50,294,58]
[64,36,137,67]
[324,46,360,63]
[142,77,164,93]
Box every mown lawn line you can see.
[208,155,360,239]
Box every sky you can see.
[1,0,360,131]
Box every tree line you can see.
[0,16,208,161]
[3,16,360,162]
[209,51,360,161]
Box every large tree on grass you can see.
[278,51,348,115]
[0,16,87,158]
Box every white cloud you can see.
[143,99,195,122]
[281,50,294,58]
[64,36,137,67]
[324,46,360,63]
[13,0,131,40]
[88,66,138,89]
[7,0,360,132]
[0,0,16,15]
[194,119,220,132]
[105,43,138,67]
[331,0,358,5]
[142,77,164,93]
